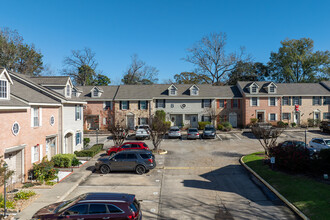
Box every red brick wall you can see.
[84,101,114,131]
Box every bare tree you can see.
[108,117,128,147]
[251,125,284,156]
[203,107,219,126]
[149,115,170,152]
[62,47,98,86]
[122,54,159,85]
[0,155,14,187]
[184,32,249,85]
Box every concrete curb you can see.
[240,156,309,220]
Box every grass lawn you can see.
[242,152,330,220]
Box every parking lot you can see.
[69,130,329,219]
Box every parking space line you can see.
[164,166,219,170]
[216,134,222,141]
[233,133,241,140]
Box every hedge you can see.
[51,154,77,168]
[198,121,211,130]
[74,144,103,157]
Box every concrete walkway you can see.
[15,155,100,220]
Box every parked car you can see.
[135,124,150,140]
[279,140,317,157]
[96,150,156,175]
[187,128,200,140]
[107,142,150,156]
[168,126,182,139]
[320,120,330,133]
[202,125,216,139]
[32,192,142,220]
[309,138,330,152]
[252,122,280,138]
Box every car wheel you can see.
[100,165,111,174]
[135,165,146,175]
[110,152,116,157]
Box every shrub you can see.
[319,149,330,163]
[0,194,15,209]
[14,190,36,200]
[51,154,77,168]
[277,121,286,128]
[45,181,56,186]
[22,182,34,188]
[217,124,224,130]
[165,121,172,128]
[71,157,81,167]
[291,122,296,127]
[33,157,58,183]
[75,144,103,157]
[307,118,321,127]
[198,121,211,130]
[83,138,90,148]
[250,118,258,125]
[221,122,232,131]
[270,145,310,172]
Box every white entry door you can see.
[229,112,237,128]
[293,112,300,125]
[127,115,135,130]
[190,115,198,128]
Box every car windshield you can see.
[55,194,86,213]
[294,141,306,147]
[189,129,198,132]
[170,129,179,131]
[204,127,214,131]
[325,140,330,145]
[138,126,148,130]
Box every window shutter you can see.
[155,99,158,108]
[75,105,77,120]
[202,116,204,121]
[138,101,140,110]
[312,96,315,105]
[299,97,302,105]
[238,99,240,108]
[39,107,42,126]
[120,101,122,110]
[288,97,291,105]
[138,118,140,125]
[217,100,220,108]
[31,108,34,127]
[163,99,166,107]
[39,144,43,161]
[146,101,148,110]
[289,113,291,120]
[127,101,130,109]
[231,100,233,108]
[202,99,204,108]
[210,99,212,107]
[320,96,322,105]
[224,99,227,108]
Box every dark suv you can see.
[320,120,330,133]
[96,150,156,174]
[107,142,150,156]
[32,192,142,220]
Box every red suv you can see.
[32,192,142,220]
[107,142,150,156]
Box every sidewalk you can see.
[15,155,100,220]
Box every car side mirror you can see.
[111,158,116,161]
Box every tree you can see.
[0,27,44,76]
[226,61,269,85]
[0,155,14,187]
[184,32,249,85]
[122,54,158,85]
[251,125,284,156]
[149,110,170,151]
[62,47,110,86]
[174,72,211,84]
[268,38,330,83]
[108,118,128,147]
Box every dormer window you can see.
[170,88,176,95]
[72,89,77,97]
[66,84,71,97]
[0,80,8,99]
[93,88,99,97]
[190,85,199,96]
[269,85,275,93]
[251,85,258,93]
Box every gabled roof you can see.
[167,84,178,90]
[321,81,330,91]
[78,86,119,100]
[0,95,29,108]
[0,67,13,84]
[91,86,104,93]
[30,76,71,86]
[189,84,199,90]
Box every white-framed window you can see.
[282,97,289,106]
[313,96,321,105]
[0,80,8,99]
[75,105,81,120]
[191,87,198,95]
[251,97,258,106]
[202,99,211,108]
[12,122,20,136]
[324,112,330,120]
[76,132,82,145]
[93,88,98,97]
[121,101,128,110]
[269,85,276,93]
[170,87,176,95]
[50,115,55,126]
[139,117,148,125]
[72,88,77,97]
[66,84,71,97]
[32,145,39,163]
[202,116,211,122]
[269,113,276,121]
[32,107,39,127]
[219,100,225,108]
[292,96,300,105]
[139,101,147,110]
[251,85,258,93]
[269,97,276,106]
[156,99,165,108]
[282,113,291,120]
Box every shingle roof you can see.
[321,81,330,91]
[29,76,69,86]
[238,81,330,96]
[77,86,119,100]
[0,95,28,107]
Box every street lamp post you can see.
[3,162,8,218]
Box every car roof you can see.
[188,128,198,130]
[170,126,179,129]
[79,193,134,203]
[122,142,145,145]
[117,149,151,154]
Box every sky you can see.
[1,0,330,84]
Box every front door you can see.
[229,112,237,128]
[46,137,57,160]
[257,112,264,122]
[127,115,135,130]
[294,112,300,125]
[190,115,198,128]
[314,112,320,124]
[65,133,73,154]
[4,149,24,185]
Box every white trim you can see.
[39,144,43,161]
[0,106,29,110]
[28,103,62,106]
[39,107,42,126]
[50,115,55,126]
[0,69,13,84]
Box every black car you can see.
[95,150,156,175]
[202,125,216,139]
[32,192,142,220]
[279,140,317,158]
[320,120,330,133]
